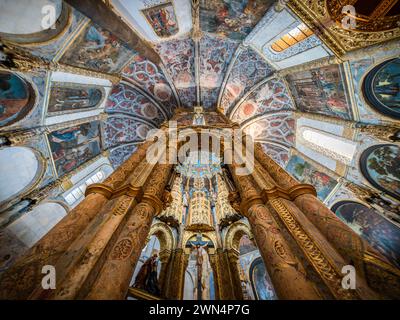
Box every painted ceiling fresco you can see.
[286,155,337,201]
[122,53,178,116]
[156,37,196,107]
[219,47,274,114]
[286,64,353,120]
[199,34,239,108]
[60,22,134,73]
[243,113,296,147]
[199,0,274,41]
[260,143,290,168]
[108,144,138,169]
[105,83,166,126]
[103,116,155,149]
[230,78,295,123]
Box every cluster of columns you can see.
[1,128,399,300]
[224,142,400,299]
[0,137,174,299]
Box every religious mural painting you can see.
[48,121,101,176]
[0,71,35,127]
[142,2,179,38]
[47,84,103,114]
[332,201,400,268]
[239,235,257,255]
[286,64,353,120]
[360,144,400,200]
[60,22,133,73]
[286,155,337,200]
[200,0,273,41]
[363,58,400,119]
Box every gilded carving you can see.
[110,238,133,260]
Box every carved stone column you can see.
[158,249,172,297]
[164,249,188,300]
[226,249,244,300]
[211,248,236,300]
[227,163,320,300]
[208,253,220,300]
[254,143,400,299]
[0,141,151,300]
[85,162,173,300]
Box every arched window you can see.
[0,147,43,205]
[332,201,400,268]
[270,23,314,53]
[360,144,400,200]
[363,58,400,119]
[298,126,357,164]
[0,71,36,127]
[64,165,112,207]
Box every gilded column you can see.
[0,141,151,300]
[254,143,400,298]
[85,161,173,299]
[226,249,244,300]
[212,249,236,300]
[208,253,220,300]
[227,162,320,299]
[164,249,188,300]
[158,249,172,297]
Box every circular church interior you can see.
[0,0,399,300]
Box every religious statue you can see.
[189,234,211,300]
[133,251,161,296]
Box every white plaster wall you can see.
[0,0,62,34]
[50,72,113,87]
[6,202,67,248]
[0,147,39,203]
[112,0,192,43]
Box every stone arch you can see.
[0,71,37,127]
[224,221,253,251]
[0,146,46,208]
[0,0,71,45]
[148,222,175,252]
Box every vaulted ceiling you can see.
[2,0,399,169]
